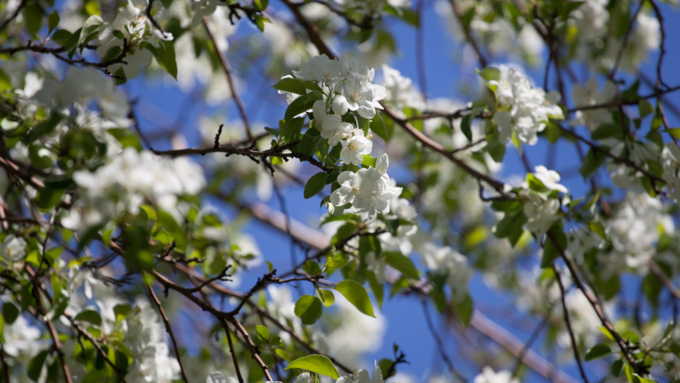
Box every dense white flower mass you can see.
[63,148,205,230]
[380,64,424,111]
[0,234,27,261]
[473,367,518,383]
[96,0,173,79]
[601,192,674,275]
[125,303,181,383]
[330,153,402,220]
[530,166,568,193]
[571,79,616,130]
[490,65,563,145]
[522,193,560,235]
[35,67,129,122]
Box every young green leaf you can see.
[272,77,306,95]
[334,280,375,318]
[384,252,419,279]
[285,355,340,379]
[294,295,323,325]
[304,172,328,199]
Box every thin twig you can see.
[553,265,589,383]
[147,286,190,383]
[203,17,253,140]
[420,297,467,382]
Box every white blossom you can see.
[313,100,353,146]
[0,235,27,261]
[522,193,560,235]
[473,367,518,383]
[330,155,402,220]
[532,166,567,193]
[490,65,563,145]
[340,129,373,165]
[571,79,616,130]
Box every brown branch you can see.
[648,259,680,300]
[553,265,589,383]
[447,0,488,67]
[150,139,334,172]
[546,232,643,374]
[608,2,644,81]
[0,341,9,383]
[381,107,509,196]
[229,318,274,381]
[471,311,579,383]
[420,297,467,381]
[203,17,253,141]
[220,318,245,383]
[147,286,190,383]
[279,0,336,58]
[0,0,27,33]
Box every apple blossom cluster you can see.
[283,55,406,220]
[489,65,564,146]
[96,0,174,79]
[520,166,567,236]
[294,55,386,119]
[63,148,205,230]
[570,79,617,131]
[330,153,402,220]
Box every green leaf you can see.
[272,78,306,95]
[275,348,291,362]
[285,91,323,122]
[666,128,680,140]
[113,304,133,322]
[24,113,63,145]
[36,178,73,210]
[153,41,177,79]
[107,128,143,150]
[334,280,375,318]
[0,68,12,92]
[23,2,43,38]
[633,375,657,383]
[100,45,123,63]
[294,295,323,325]
[584,344,611,361]
[317,289,335,307]
[541,227,566,268]
[477,67,500,82]
[297,128,322,156]
[256,325,270,340]
[265,127,280,138]
[78,15,104,50]
[304,172,328,199]
[461,113,473,142]
[579,148,607,179]
[2,302,19,324]
[591,123,622,140]
[266,261,274,273]
[370,112,392,143]
[453,293,473,327]
[75,310,102,326]
[51,29,72,46]
[48,11,60,34]
[28,350,49,381]
[302,260,321,276]
[638,99,654,118]
[64,28,82,58]
[283,117,305,144]
[285,355,340,379]
[384,252,419,279]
